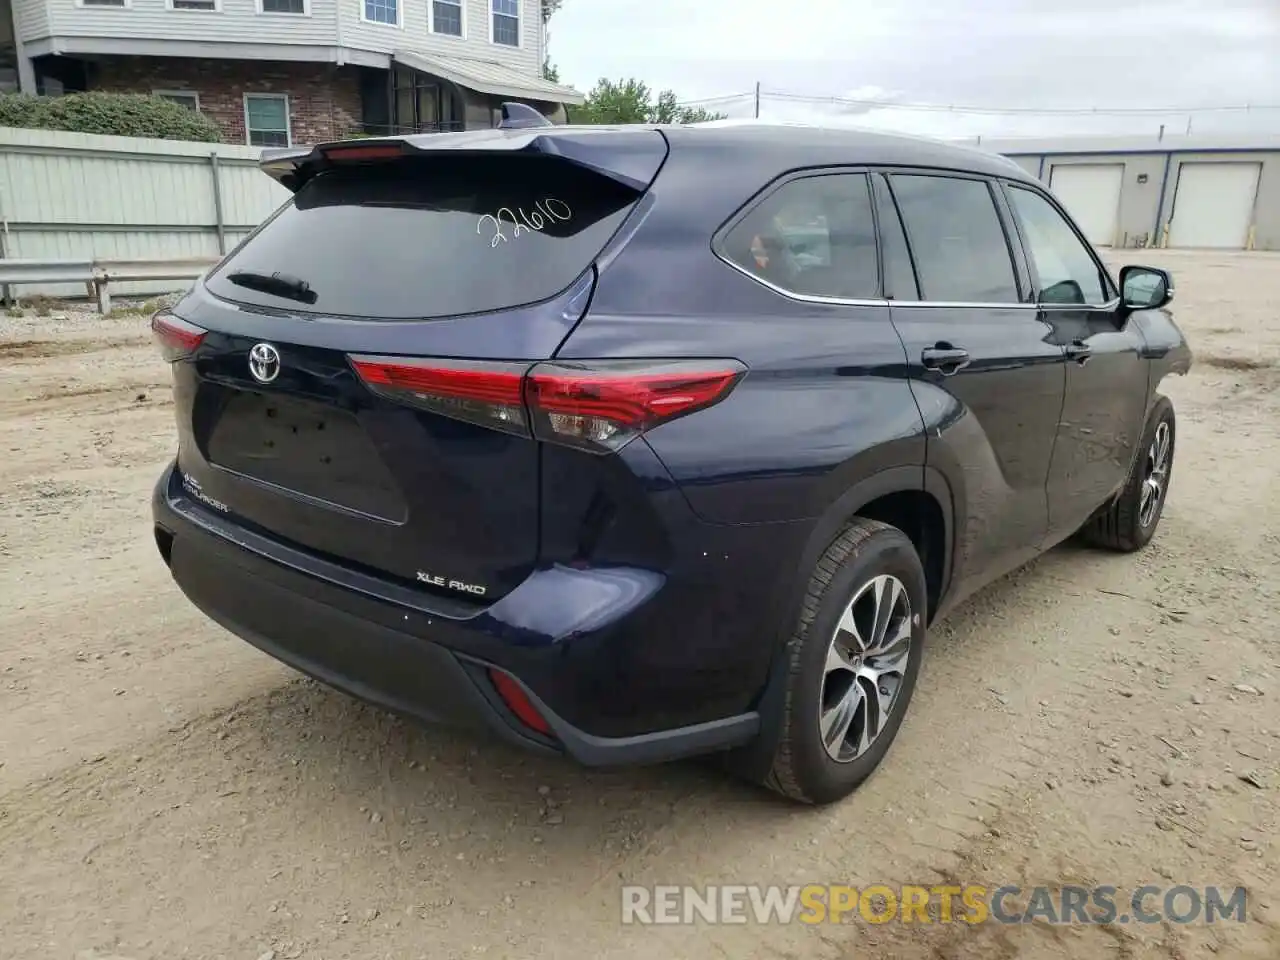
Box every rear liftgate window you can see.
[205,154,641,319]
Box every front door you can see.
[880,172,1067,600]
[1002,183,1149,543]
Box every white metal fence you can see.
[0,126,290,299]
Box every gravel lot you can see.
[1,250,1278,960]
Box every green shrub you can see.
[0,92,223,143]
[0,94,44,129]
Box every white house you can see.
[1,0,584,144]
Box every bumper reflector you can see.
[488,668,553,736]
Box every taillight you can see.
[151,310,206,361]
[526,360,746,453]
[349,357,530,436]
[348,356,746,453]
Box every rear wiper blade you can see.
[225,270,318,305]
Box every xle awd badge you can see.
[417,571,488,597]
[248,342,281,384]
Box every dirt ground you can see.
[1,250,1277,960]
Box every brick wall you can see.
[91,56,363,145]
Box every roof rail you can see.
[498,102,553,130]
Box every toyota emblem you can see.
[248,342,281,384]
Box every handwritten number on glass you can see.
[477,198,573,248]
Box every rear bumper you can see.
[152,463,763,766]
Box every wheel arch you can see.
[784,465,954,632]
[726,464,954,785]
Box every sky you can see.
[547,0,1280,140]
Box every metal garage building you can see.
[976,133,1280,250]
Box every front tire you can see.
[1081,396,1176,553]
[762,519,927,805]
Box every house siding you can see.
[338,0,539,75]
[92,57,363,145]
[42,0,342,45]
[13,0,51,40]
[30,0,542,78]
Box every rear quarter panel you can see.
[558,142,927,525]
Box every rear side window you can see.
[720,173,879,300]
[889,175,1020,304]
[205,155,640,319]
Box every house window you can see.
[170,0,218,9]
[260,0,306,10]
[155,90,200,111]
[363,0,399,25]
[78,0,128,7]
[244,94,291,147]
[430,0,462,36]
[491,0,518,45]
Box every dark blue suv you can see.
[150,120,1190,804]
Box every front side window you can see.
[364,0,398,25]
[261,0,306,12]
[431,0,462,34]
[244,95,290,147]
[889,175,1019,304]
[171,0,217,9]
[1008,186,1109,306]
[491,0,519,45]
[720,173,880,301]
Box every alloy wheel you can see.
[1139,421,1172,528]
[819,574,913,763]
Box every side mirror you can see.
[1119,265,1174,311]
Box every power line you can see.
[764,90,1280,116]
[673,91,755,108]
[677,87,1280,117]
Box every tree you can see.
[650,90,723,124]
[577,78,725,125]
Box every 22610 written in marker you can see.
[477,198,573,247]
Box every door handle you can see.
[921,344,971,376]
[1065,340,1092,364]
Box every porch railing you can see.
[341,120,468,139]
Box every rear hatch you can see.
[156,131,666,602]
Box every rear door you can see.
[166,136,662,601]
[882,171,1066,596]
[1001,182,1149,543]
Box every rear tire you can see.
[761,519,927,805]
[1081,396,1176,553]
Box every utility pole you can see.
[754,82,761,119]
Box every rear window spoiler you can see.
[259,127,670,195]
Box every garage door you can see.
[1168,162,1261,249]
[1049,164,1124,247]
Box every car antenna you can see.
[498,102,553,129]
